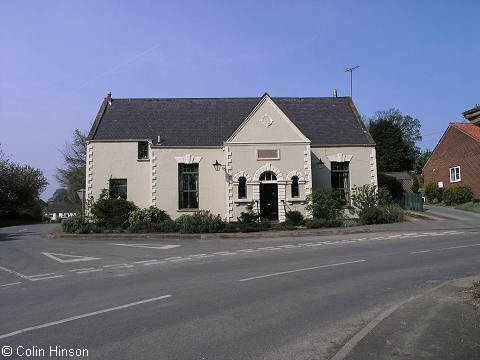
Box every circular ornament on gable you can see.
[259,114,274,128]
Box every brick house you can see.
[423,105,480,198]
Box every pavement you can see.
[335,277,480,360]
[0,205,479,359]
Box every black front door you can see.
[260,183,278,220]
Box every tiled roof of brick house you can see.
[451,123,480,142]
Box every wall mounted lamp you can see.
[212,160,226,172]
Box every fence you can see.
[404,193,424,212]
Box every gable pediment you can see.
[226,94,310,144]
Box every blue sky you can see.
[1,1,478,200]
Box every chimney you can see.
[333,89,338,97]
[105,92,112,106]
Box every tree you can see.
[48,188,70,203]
[0,144,48,221]
[368,109,422,172]
[56,130,87,206]
[414,150,432,175]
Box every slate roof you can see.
[88,95,374,147]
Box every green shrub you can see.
[149,219,178,233]
[178,210,225,233]
[436,187,444,202]
[358,204,404,225]
[383,203,405,222]
[237,203,259,223]
[424,181,438,203]
[378,173,404,203]
[351,184,390,212]
[443,185,474,206]
[128,206,173,232]
[61,215,99,234]
[284,210,305,226]
[223,221,271,233]
[89,191,138,229]
[175,214,192,229]
[358,206,384,225]
[304,218,341,228]
[306,190,344,220]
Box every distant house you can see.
[423,105,480,198]
[44,202,76,221]
[86,92,378,222]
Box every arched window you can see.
[259,171,277,181]
[238,177,247,199]
[291,176,299,198]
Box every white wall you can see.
[87,142,151,208]
[311,146,377,195]
[151,148,226,219]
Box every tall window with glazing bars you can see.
[178,164,199,209]
[331,161,350,203]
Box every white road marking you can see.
[28,273,57,278]
[410,250,433,254]
[144,261,166,266]
[439,243,480,251]
[0,282,22,287]
[164,257,184,261]
[169,258,192,262]
[134,260,160,264]
[69,267,96,272]
[188,254,211,258]
[74,268,103,274]
[111,243,181,250]
[0,266,63,282]
[103,264,132,268]
[236,249,259,253]
[0,265,31,280]
[410,243,480,255]
[0,294,172,340]
[212,251,237,256]
[239,259,367,282]
[30,275,65,281]
[42,252,100,263]
[256,247,280,251]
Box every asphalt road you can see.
[0,206,479,359]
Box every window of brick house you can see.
[449,166,461,183]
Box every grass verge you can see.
[455,201,480,214]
